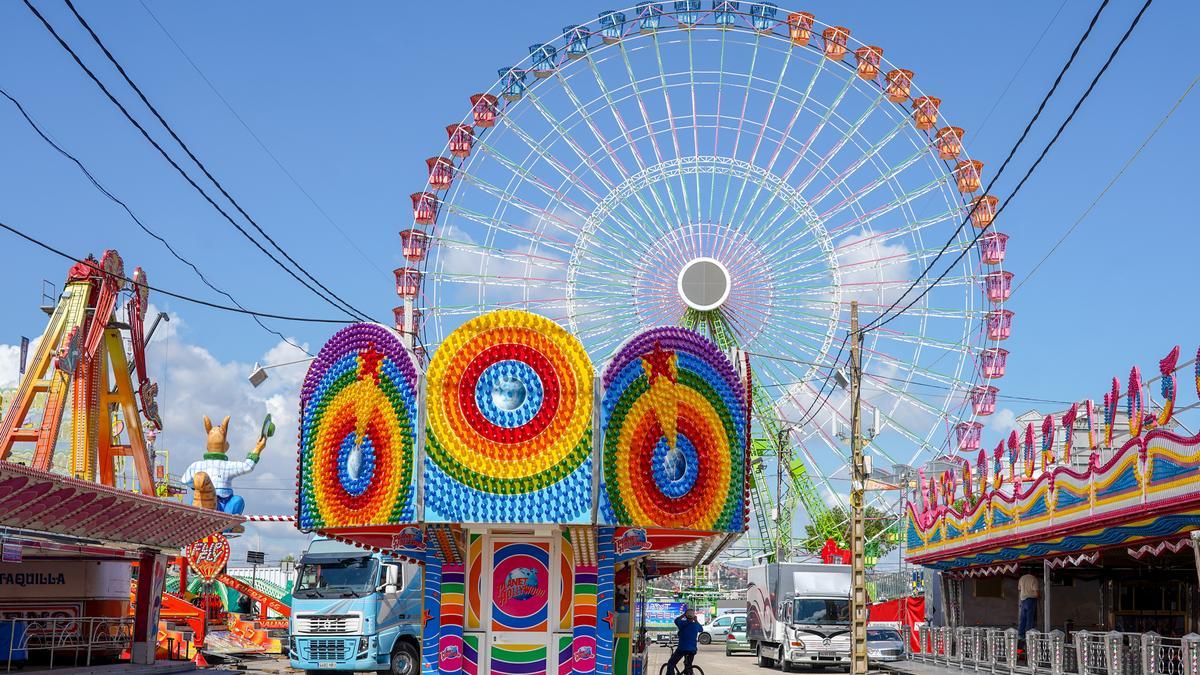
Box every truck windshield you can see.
[294,556,378,598]
[793,599,850,625]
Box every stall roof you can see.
[906,426,1200,571]
[0,462,242,551]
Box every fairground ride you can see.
[0,249,162,491]
[391,3,1013,562]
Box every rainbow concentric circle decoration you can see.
[297,323,418,529]
[424,310,593,523]
[600,327,746,531]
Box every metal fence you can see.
[911,626,1200,675]
[1,617,134,671]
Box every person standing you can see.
[1018,572,1040,638]
[666,607,703,675]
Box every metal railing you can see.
[909,628,1200,675]
[1,617,134,671]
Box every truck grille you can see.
[301,638,355,662]
[295,614,361,634]
[798,634,850,652]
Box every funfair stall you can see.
[906,346,1200,673]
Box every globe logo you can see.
[491,376,528,412]
[664,446,686,481]
[502,567,540,602]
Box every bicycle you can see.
[659,658,705,675]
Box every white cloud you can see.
[0,344,20,390]
[834,228,913,308]
[989,407,1017,434]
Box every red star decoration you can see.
[359,344,384,383]
[422,609,434,627]
[642,341,676,385]
[602,611,616,629]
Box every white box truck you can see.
[746,562,851,671]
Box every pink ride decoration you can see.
[971,386,997,416]
[986,310,1014,340]
[980,347,1008,379]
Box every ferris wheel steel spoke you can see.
[433,236,564,271]
[581,49,675,226]
[650,34,695,227]
[714,32,762,232]
[792,90,889,197]
[481,114,606,204]
[440,201,576,261]
[751,145,942,258]
[817,154,950,225]
[806,115,912,205]
[708,28,728,221]
[546,72,668,237]
[735,69,863,251]
[460,142,600,230]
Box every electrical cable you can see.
[859,0,1113,335]
[0,86,314,355]
[780,335,850,432]
[60,0,377,323]
[135,0,392,282]
[972,0,1070,141]
[866,0,1154,334]
[22,0,373,323]
[1013,72,1199,293]
[0,217,354,324]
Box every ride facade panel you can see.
[295,313,748,675]
[907,345,1200,634]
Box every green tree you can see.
[798,506,900,557]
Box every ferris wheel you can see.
[393,2,1014,554]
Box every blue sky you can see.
[1,1,1197,558]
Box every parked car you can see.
[867,628,907,663]
[706,612,746,642]
[725,615,752,656]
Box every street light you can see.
[248,357,314,388]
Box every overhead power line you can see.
[972,0,1070,141]
[861,0,1114,335]
[135,0,392,281]
[59,0,376,322]
[867,0,1154,334]
[1,86,313,355]
[23,0,374,323]
[0,216,354,324]
[1014,72,1199,293]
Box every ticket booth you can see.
[296,313,750,675]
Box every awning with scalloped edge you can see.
[0,462,241,551]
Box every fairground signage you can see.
[184,533,231,582]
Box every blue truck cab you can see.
[289,537,422,675]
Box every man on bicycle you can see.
[666,607,702,675]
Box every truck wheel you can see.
[389,642,419,675]
[757,644,775,668]
[699,632,712,645]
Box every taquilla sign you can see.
[0,561,129,599]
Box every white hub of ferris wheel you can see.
[677,257,731,311]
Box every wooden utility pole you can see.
[849,301,869,675]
